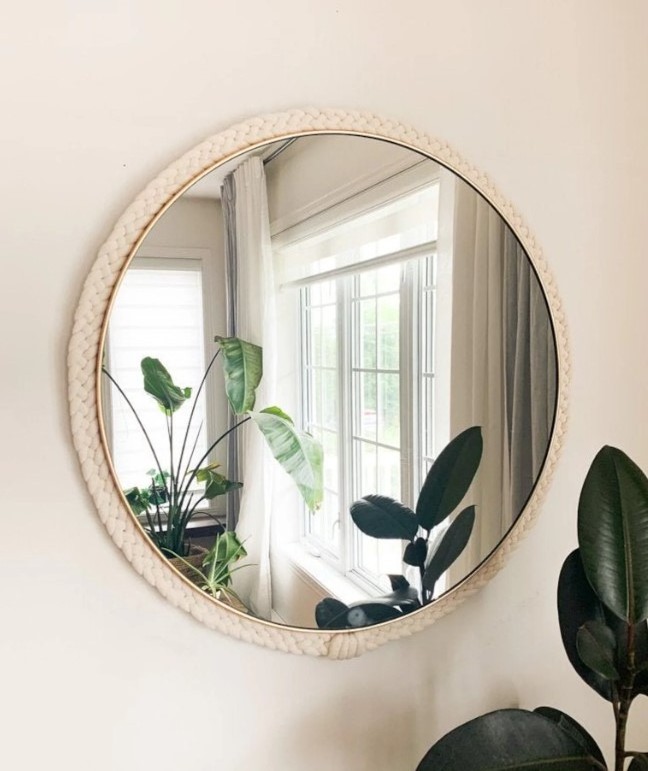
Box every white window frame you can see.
[299,249,442,594]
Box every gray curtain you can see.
[450,179,557,573]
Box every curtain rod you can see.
[263,138,298,165]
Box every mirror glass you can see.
[101,134,557,629]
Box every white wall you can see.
[2,2,648,769]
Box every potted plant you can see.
[416,445,648,770]
[314,426,483,629]
[103,336,324,561]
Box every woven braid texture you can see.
[67,108,569,660]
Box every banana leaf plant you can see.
[416,445,648,771]
[103,336,323,557]
[315,426,483,629]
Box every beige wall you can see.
[2,2,648,769]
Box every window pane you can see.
[354,372,377,441]
[358,298,376,369]
[376,262,402,294]
[377,294,399,370]
[377,373,400,447]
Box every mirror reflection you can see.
[101,134,557,629]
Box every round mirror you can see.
[99,130,558,630]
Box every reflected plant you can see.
[103,336,323,557]
[171,530,249,604]
[416,445,648,771]
[314,426,483,629]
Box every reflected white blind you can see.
[106,259,208,491]
[275,184,439,285]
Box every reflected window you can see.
[295,182,447,593]
[104,257,208,491]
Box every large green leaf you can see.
[315,598,349,629]
[629,755,648,770]
[416,709,605,770]
[423,506,475,593]
[250,407,323,510]
[350,495,418,541]
[576,621,619,681]
[533,708,605,767]
[416,426,482,531]
[578,445,648,623]
[558,549,614,700]
[215,336,263,415]
[141,357,192,414]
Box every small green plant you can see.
[104,336,324,557]
[314,426,483,629]
[417,445,648,771]
[171,530,248,604]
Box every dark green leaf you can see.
[629,755,648,770]
[558,549,614,701]
[533,707,605,766]
[388,575,410,591]
[423,506,475,593]
[350,495,418,540]
[404,537,428,567]
[123,486,150,516]
[578,445,648,623]
[315,600,404,629]
[416,709,604,770]
[352,586,420,610]
[215,336,263,414]
[345,603,403,628]
[634,621,648,696]
[250,408,323,510]
[315,598,349,629]
[202,531,247,589]
[141,357,192,414]
[416,426,482,530]
[576,621,619,680]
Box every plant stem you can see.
[614,622,637,771]
[102,367,171,505]
[176,349,221,483]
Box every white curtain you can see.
[449,178,556,575]
[221,156,276,618]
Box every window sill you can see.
[281,542,376,606]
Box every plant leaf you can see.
[315,598,349,629]
[202,531,247,589]
[533,707,605,767]
[578,445,648,623]
[558,549,614,701]
[634,621,648,696]
[141,357,192,414]
[416,426,482,531]
[403,537,428,567]
[194,465,243,499]
[629,754,648,770]
[416,709,605,770]
[350,495,418,541]
[576,621,619,681]
[422,506,475,593]
[215,336,263,414]
[123,486,150,516]
[314,599,403,629]
[388,574,410,591]
[344,603,403,628]
[250,407,323,510]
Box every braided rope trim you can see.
[67,108,570,660]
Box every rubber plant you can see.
[416,445,648,771]
[103,335,323,557]
[314,426,483,629]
